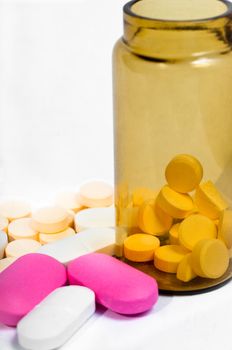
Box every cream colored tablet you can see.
[77,228,116,256]
[75,207,115,232]
[0,215,8,233]
[8,218,39,242]
[0,200,31,222]
[79,181,113,207]
[54,192,85,213]
[31,206,70,234]
[39,227,76,245]
[0,257,17,272]
[5,239,41,258]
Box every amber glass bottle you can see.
[113,0,232,292]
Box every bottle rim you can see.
[124,0,232,25]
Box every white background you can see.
[0,0,127,204]
[0,1,232,349]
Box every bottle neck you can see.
[123,0,232,60]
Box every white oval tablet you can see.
[37,235,90,265]
[75,207,115,232]
[17,286,95,350]
[79,181,113,207]
[78,228,115,256]
[8,218,39,242]
[5,239,41,258]
[0,231,8,259]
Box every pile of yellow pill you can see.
[0,181,114,272]
[122,154,231,283]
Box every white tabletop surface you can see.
[0,279,231,350]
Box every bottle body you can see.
[113,0,232,291]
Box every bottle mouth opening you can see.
[124,0,232,24]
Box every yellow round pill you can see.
[8,218,39,241]
[165,154,203,193]
[39,227,76,245]
[132,187,157,207]
[218,209,232,249]
[124,233,160,262]
[31,206,70,234]
[195,181,228,219]
[191,239,229,279]
[0,200,31,222]
[154,245,188,273]
[138,199,173,236]
[0,215,8,233]
[176,253,197,282]
[179,214,217,251]
[5,239,41,258]
[156,185,194,219]
[169,223,180,245]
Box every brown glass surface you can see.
[119,257,232,293]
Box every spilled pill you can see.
[37,235,89,265]
[68,253,158,315]
[5,239,41,258]
[79,181,113,208]
[0,253,67,326]
[39,227,76,245]
[32,206,70,234]
[0,200,31,221]
[124,233,160,262]
[55,192,84,213]
[75,207,115,232]
[8,218,39,241]
[17,286,95,350]
[77,228,115,256]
